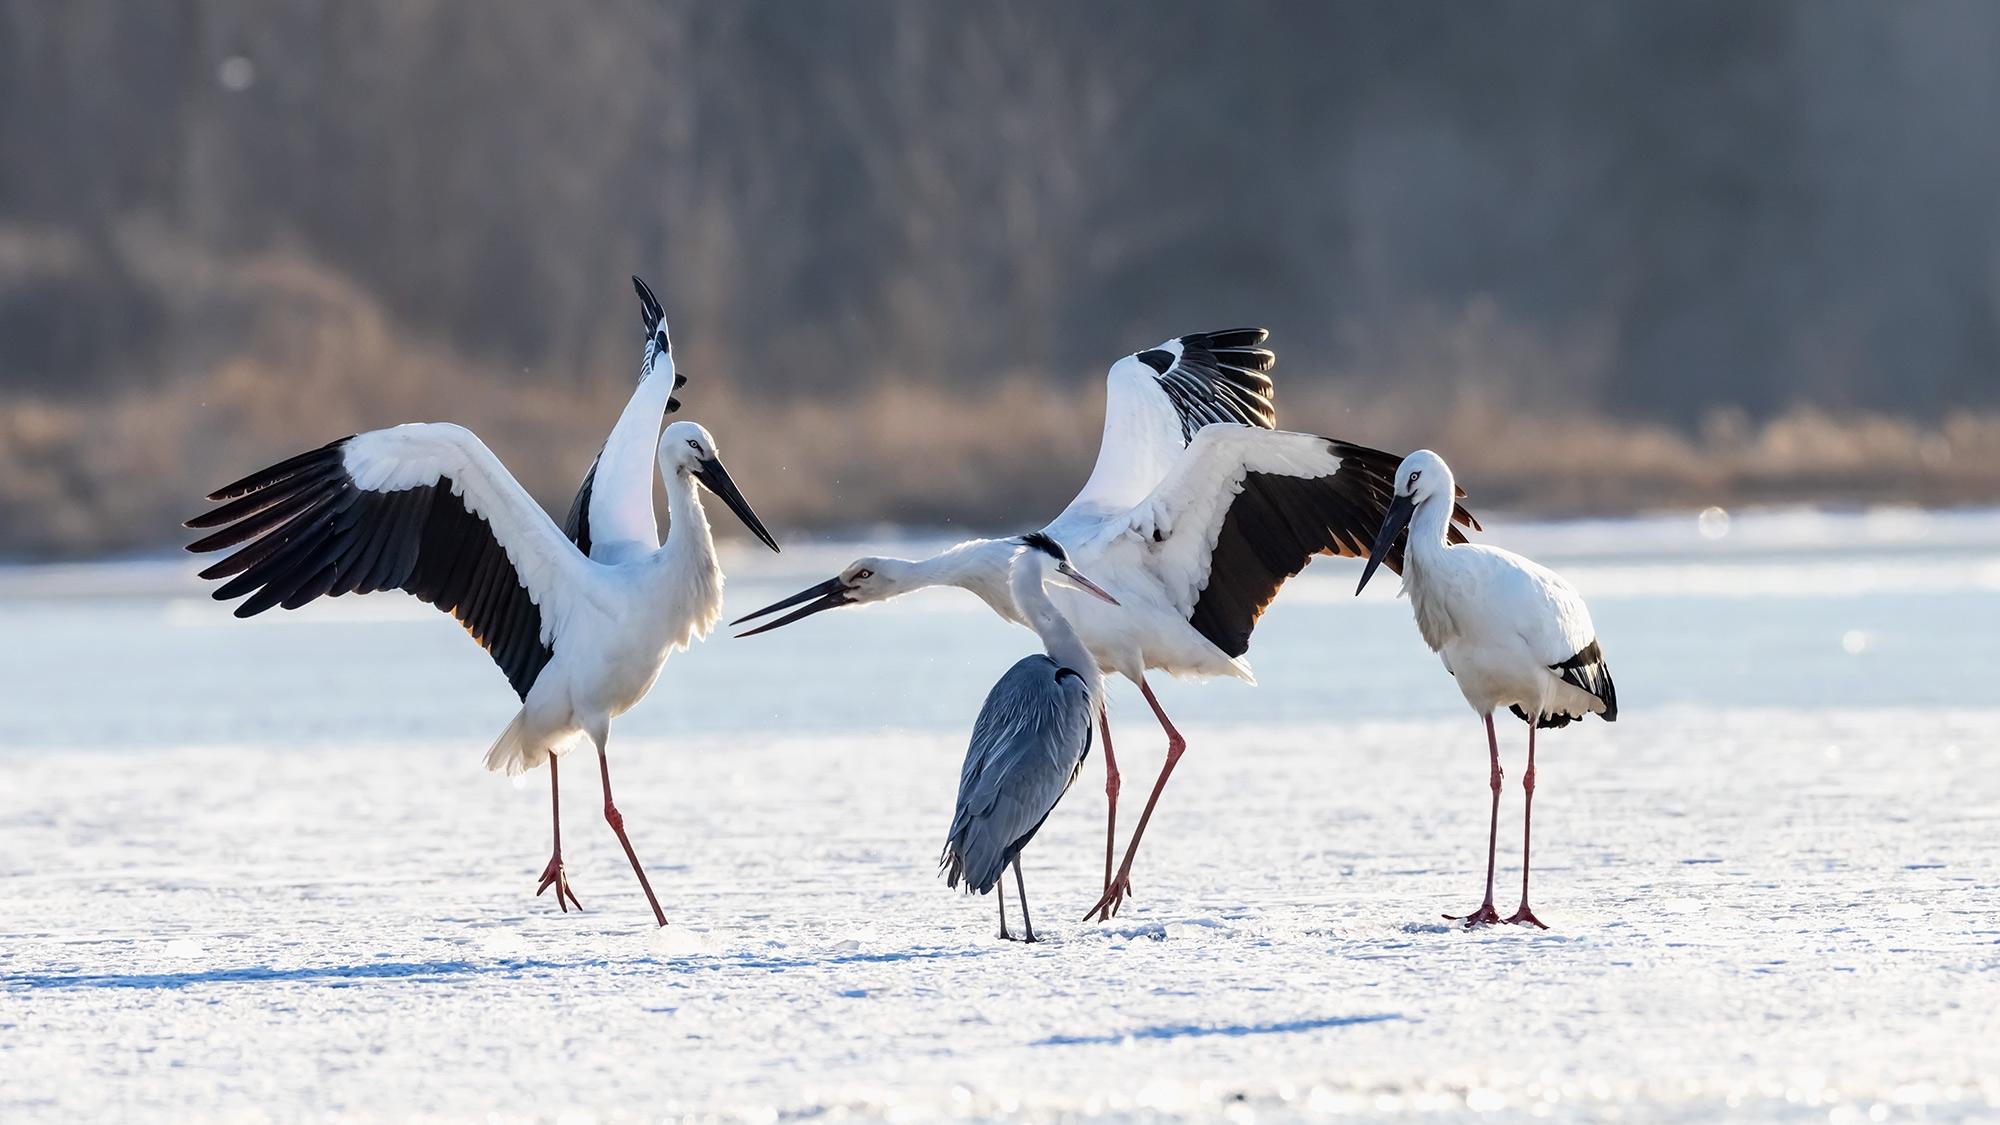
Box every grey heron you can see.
[737,330,1481,920]
[941,533,1119,942]
[1356,449,1618,928]
[184,296,779,928]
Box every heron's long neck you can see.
[906,538,1023,625]
[1011,566,1095,683]
[592,355,678,548]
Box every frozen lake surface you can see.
[3,508,1998,1121]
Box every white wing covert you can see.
[188,423,603,699]
[1057,329,1276,525]
[1498,553,1617,727]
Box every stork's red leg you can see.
[534,753,582,912]
[1096,710,1120,922]
[1083,678,1183,921]
[597,741,669,928]
[1505,721,1549,929]
[1447,714,1504,927]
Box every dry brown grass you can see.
[2,240,1995,557]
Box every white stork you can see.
[734,331,1480,920]
[185,285,778,927]
[1355,449,1617,928]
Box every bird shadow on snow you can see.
[5,945,1001,990]
[1032,1013,1402,1047]
[1,957,602,991]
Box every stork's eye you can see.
[686,439,701,452]
[1407,470,1422,488]
[853,568,873,582]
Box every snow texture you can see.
[3,509,1998,1121]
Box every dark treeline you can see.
[2,2,1998,556]
[7,0,1998,417]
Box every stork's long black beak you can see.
[731,576,852,637]
[692,457,779,553]
[1355,493,1417,595]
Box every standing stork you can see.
[1355,449,1617,928]
[941,533,1120,942]
[184,302,779,928]
[734,331,1480,919]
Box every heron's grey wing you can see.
[942,656,1094,892]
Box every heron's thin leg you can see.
[1447,714,1504,927]
[534,752,582,912]
[1013,859,1036,943]
[1506,720,1549,929]
[595,733,668,928]
[1096,710,1119,922]
[997,877,1011,941]
[1083,677,1184,921]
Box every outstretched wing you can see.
[564,275,687,560]
[1057,329,1278,525]
[940,656,1095,894]
[1116,425,1480,659]
[187,423,602,699]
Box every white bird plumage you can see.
[1356,448,1617,929]
[187,284,778,927]
[736,330,1480,920]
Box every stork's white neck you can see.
[900,538,1024,625]
[651,461,723,646]
[1010,559,1097,687]
[1400,466,1465,653]
[1407,466,1460,569]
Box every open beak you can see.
[731,576,853,637]
[1057,562,1121,606]
[1355,494,1417,595]
[692,457,780,553]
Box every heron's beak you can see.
[731,576,853,637]
[692,457,779,553]
[1356,493,1416,595]
[1057,562,1121,606]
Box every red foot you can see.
[535,853,583,912]
[1446,902,1503,928]
[1083,872,1134,922]
[1505,904,1549,929]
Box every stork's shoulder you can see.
[1453,543,1598,663]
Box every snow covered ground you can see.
[4,509,1998,1121]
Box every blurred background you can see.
[3,0,1998,557]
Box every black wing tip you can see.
[1549,642,1617,723]
[633,276,664,332]
[1180,327,1270,350]
[200,437,352,503]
